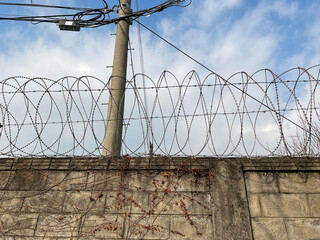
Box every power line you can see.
[0,1,189,29]
[135,0,151,153]
[135,20,317,139]
[0,2,91,11]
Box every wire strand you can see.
[0,2,91,11]
[135,20,317,141]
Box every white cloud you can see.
[0,25,116,79]
[192,0,243,27]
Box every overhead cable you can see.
[0,0,190,29]
[0,2,91,11]
[135,20,318,140]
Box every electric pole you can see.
[102,0,131,156]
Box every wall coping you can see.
[0,157,319,171]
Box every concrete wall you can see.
[246,171,320,239]
[0,157,319,239]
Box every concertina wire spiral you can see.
[0,65,320,158]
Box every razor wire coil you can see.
[0,65,320,158]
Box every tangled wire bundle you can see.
[0,66,320,158]
[0,0,192,28]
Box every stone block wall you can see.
[245,171,320,240]
[0,157,213,239]
[0,157,320,239]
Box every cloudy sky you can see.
[0,0,319,156]
[0,0,319,79]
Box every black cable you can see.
[0,2,91,11]
[135,20,316,139]
[0,16,60,23]
[101,0,108,8]
[0,10,113,26]
[0,1,184,28]
[1,13,77,19]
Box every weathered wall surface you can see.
[246,171,320,239]
[244,158,320,240]
[0,157,320,239]
[0,157,213,239]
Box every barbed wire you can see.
[0,65,320,158]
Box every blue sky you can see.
[0,0,319,80]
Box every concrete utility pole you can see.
[102,0,131,156]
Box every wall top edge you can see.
[0,157,319,171]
